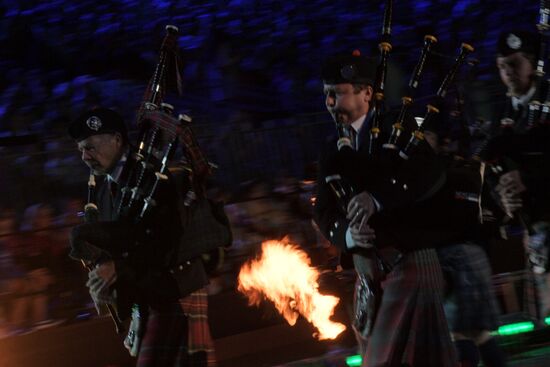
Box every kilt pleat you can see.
[136,288,216,367]
[179,289,216,366]
[437,243,500,332]
[137,302,189,367]
[364,248,457,367]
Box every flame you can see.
[237,238,346,340]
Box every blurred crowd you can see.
[0,0,540,198]
[0,0,539,137]
[0,201,87,337]
[0,175,339,337]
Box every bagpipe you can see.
[333,4,474,161]
[128,25,231,264]
[329,0,474,224]
[398,42,474,159]
[76,24,231,267]
[117,25,212,222]
[71,25,231,330]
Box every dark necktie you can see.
[515,104,524,120]
[349,127,358,151]
[357,126,367,151]
[110,180,121,220]
[109,180,118,202]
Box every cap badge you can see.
[506,33,522,50]
[86,116,102,131]
[340,64,356,80]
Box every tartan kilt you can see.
[359,248,457,367]
[436,242,500,332]
[137,289,216,367]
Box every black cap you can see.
[497,30,539,57]
[321,50,377,85]
[68,107,127,142]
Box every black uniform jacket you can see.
[94,155,208,318]
[314,113,454,253]
[483,83,550,225]
[484,122,550,224]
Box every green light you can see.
[497,321,535,336]
[346,354,362,367]
[346,320,543,365]
[545,317,550,326]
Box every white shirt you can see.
[511,85,536,111]
[350,114,367,149]
[107,150,128,185]
[351,114,367,134]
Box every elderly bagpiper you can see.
[68,106,223,366]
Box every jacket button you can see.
[179,265,184,270]
[329,230,334,237]
[391,178,397,184]
[334,222,339,228]
[186,260,191,265]
[403,184,408,190]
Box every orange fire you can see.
[237,238,346,340]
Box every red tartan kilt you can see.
[136,289,216,367]
[136,301,190,367]
[358,248,458,367]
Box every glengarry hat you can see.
[68,107,127,142]
[497,30,539,57]
[322,50,377,85]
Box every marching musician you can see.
[423,122,507,367]
[494,30,541,132]
[313,51,457,367]
[485,29,550,322]
[68,107,216,367]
